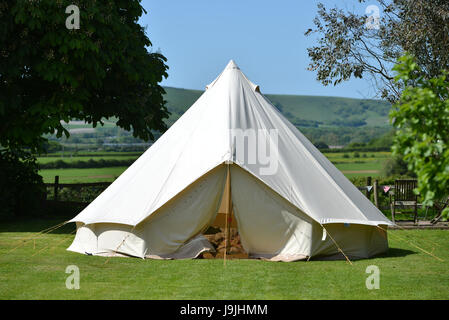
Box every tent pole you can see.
[226,164,232,255]
[224,163,232,266]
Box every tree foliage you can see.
[391,55,449,218]
[0,150,45,218]
[0,0,168,217]
[0,0,169,154]
[306,0,449,103]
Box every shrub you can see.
[0,151,45,219]
[382,156,415,177]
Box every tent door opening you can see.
[202,164,248,259]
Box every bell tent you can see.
[67,60,393,261]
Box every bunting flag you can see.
[366,186,373,192]
[383,186,391,194]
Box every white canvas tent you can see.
[67,60,393,261]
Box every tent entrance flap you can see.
[210,164,236,255]
[212,164,237,228]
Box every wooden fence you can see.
[45,175,111,202]
[44,175,392,209]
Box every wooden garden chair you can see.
[390,179,418,224]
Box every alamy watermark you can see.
[230,129,279,176]
[365,5,380,30]
[65,5,80,30]
[365,265,380,289]
[65,265,80,290]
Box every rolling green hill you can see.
[163,86,391,128]
[52,87,392,149]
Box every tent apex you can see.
[225,59,240,70]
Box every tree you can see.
[381,155,414,177]
[391,55,449,219]
[0,150,45,218]
[0,0,168,154]
[0,1,168,217]
[305,0,449,103]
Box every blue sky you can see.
[139,0,377,98]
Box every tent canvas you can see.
[68,60,393,261]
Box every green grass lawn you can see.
[0,218,447,300]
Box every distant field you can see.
[61,120,117,129]
[40,167,128,183]
[38,151,142,157]
[38,151,391,183]
[335,163,384,178]
[324,152,390,178]
[324,151,391,161]
[37,155,139,164]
